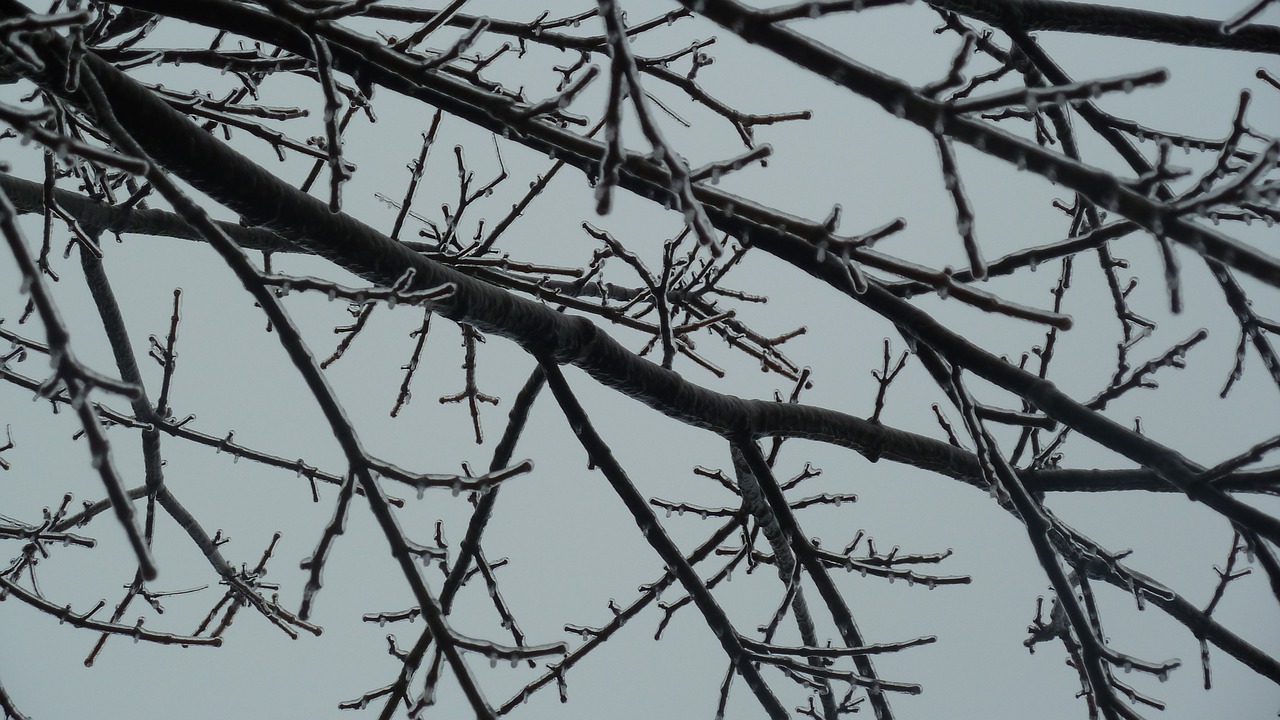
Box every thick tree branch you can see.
[6,15,1277,546]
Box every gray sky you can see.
[2,1,1279,718]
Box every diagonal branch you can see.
[7,2,1277,545]
[57,41,494,718]
[538,357,788,719]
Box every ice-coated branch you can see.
[539,356,789,719]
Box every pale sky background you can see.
[2,1,1279,719]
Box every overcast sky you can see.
[2,1,1279,719]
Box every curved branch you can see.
[926,0,1280,55]
[0,574,222,647]
[7,15,1279,547]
